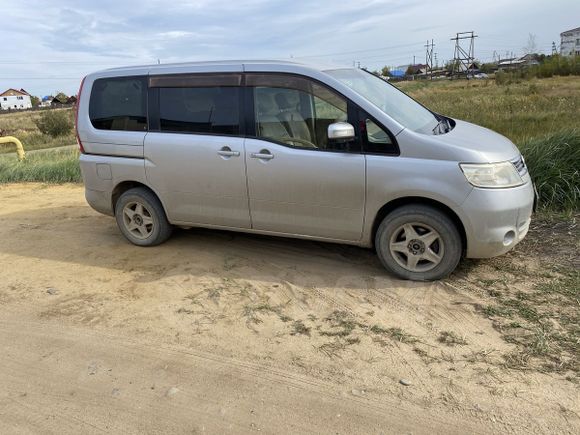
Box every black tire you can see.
[375,204,462,281]
[114,187,173,246]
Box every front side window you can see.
[89,77,147,131]
[158,87,240,135]
[326,68,440,134]
[248,74,350,151]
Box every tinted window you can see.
[159,87,240,135]
[361,114,398,155]
[89,77,147,131]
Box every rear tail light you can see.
[75,76,86,154]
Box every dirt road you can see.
[0,184,578,434]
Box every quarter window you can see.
[361,113,398,155]
[89,77,147,131]
[248,74,351,151]
[158,87,240,135]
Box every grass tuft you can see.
[0,149,81,183]
[438,331,468,346]
[370,325,417,343]
[520,131,580,211]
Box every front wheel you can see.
[375,205,462,281]
[115,187,173,246]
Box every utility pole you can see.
[552,42,558,55]
[450,31,477,79]
[434,52,438,68]
[425,39,435,79]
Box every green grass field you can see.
[0,108,75,154]
[0,148,80,184]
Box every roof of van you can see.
[101,59,348,74]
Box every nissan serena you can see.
[77,60,535,280]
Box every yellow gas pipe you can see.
[0,136,26,161]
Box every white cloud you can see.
[157,31,195,39]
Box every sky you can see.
[1,0,578,96]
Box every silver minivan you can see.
[77,60,535,280]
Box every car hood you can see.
[438,119,520,162]
[398,119,521,162]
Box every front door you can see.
[244,73,365,241]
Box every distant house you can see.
[51,94,69,107]
[406,63,428,76]
[389,69,406,79]
[451,62,480,75]
[40,95,54,107]
[0,88,32,110]
[66,95,78,105]
[430,68,448,79]
[560,27,580,57]
[497,54,539,71]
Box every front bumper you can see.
[462,177,535,258]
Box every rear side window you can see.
[89,77,147,131]
[158,87,240,135]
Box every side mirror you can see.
[328,122,355,141]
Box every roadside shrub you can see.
[34,110,73,137]
[521,131,580,212]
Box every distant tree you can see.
[34,110,73,137]
[30,95,40,107]
[381,66,390,76]
[523,33,538,55]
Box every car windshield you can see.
[325,68,440,134]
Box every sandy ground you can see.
[0,184,578,434]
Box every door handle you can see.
[217,147,240,158]
[250,150,274,160]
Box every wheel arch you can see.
[111,181,166,215]
[370,196,467,253]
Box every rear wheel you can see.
[375,205,462,281]
[115,187,172,246]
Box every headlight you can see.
[459,161,524,188]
